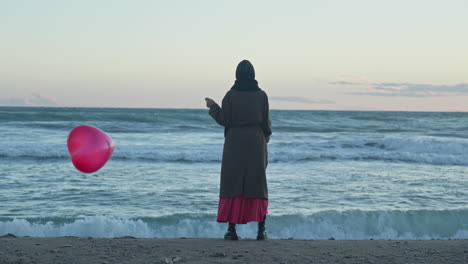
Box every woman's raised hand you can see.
[205,98,216,108]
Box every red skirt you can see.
[217,197,268,224]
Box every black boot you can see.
[257,215,268,240]
[224,222,239,240]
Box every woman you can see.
[205,60,272,240]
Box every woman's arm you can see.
[262,93,272,142]
[206,94,231,127]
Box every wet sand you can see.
[0,235,467,264]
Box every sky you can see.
[1,0,467,111]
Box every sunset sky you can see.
[1,0,467,111]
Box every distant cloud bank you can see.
[0,93,58,107]
[330,81,468,97]
[269,96,334,104]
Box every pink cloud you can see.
[330,81,468,98]
[0,93,58,107]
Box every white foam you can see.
[2,135,468,166]
[1,210,467,239]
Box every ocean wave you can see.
[1,136,468,165]
[1,210,467,239]
[2,152,468,166]
[5,121,211,134]
[3,108,468,136]
[0,108,208,123]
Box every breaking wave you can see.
[1,209,468,239]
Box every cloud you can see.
[269,96,334,104]
[329,81,368,86]
[0,93,58,106]
[330,81,468,97]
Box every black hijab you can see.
[231,60,261,92]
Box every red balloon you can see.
[67,125,114,173]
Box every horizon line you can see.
[1,105,467,113]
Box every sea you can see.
[0,107,467,240]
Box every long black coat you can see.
[209,89,272,199]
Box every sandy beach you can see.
[0,234,466,264]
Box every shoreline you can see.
[1,235,467,264]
